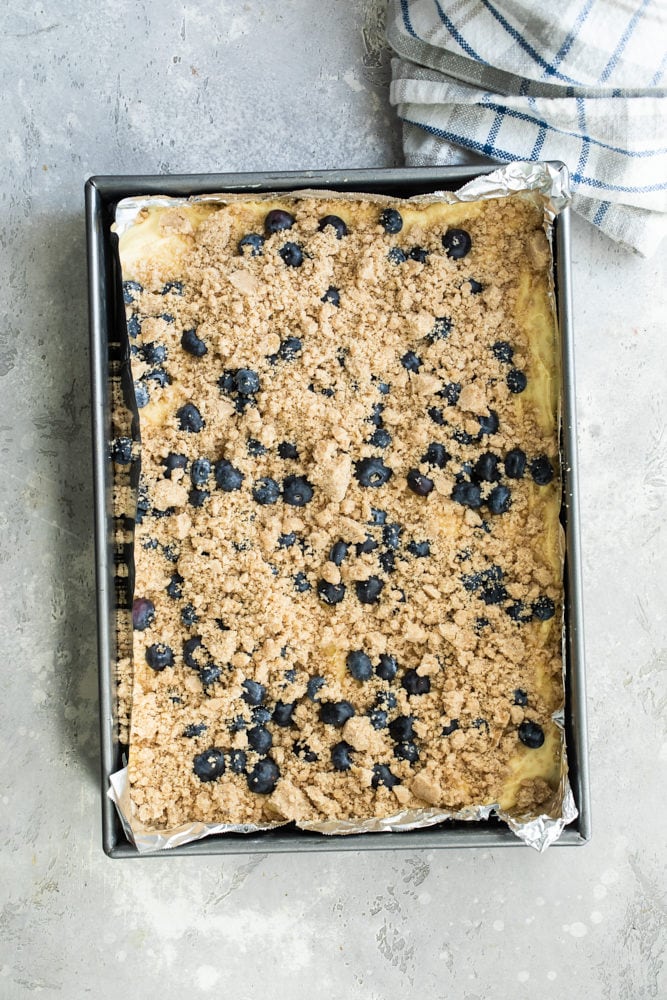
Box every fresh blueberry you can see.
[376,689,397,710]
[317,580,346,605]
[193,748,225,782]
[253,477,280,505]
[229,749,248,774]
[478,410,499,436]
[247,725,272,754]
[402,669,430,696]
[355,457,393,488]
[273,701,296,726]
[394,741,419,763]
[370,508,387,525]
[190,458,211,487]
[369,428,392,448]
[427,316,452,342]
[409,246,429,263]
[371,764,400,789]
[166,572,184,599]
[162,453,187,481]
[356,577,384,604]
[441,228,472,260]
[176,403,204,433]
[507,369,527,393]
[329,540,349,566]
[294,572,311,593]
[181,603,199,626]
[407,469,434,497]
[401,351,422,373]
[368,402,384,428]
[427,407,445,426]
[234,369,260,394]
[318,214,348,238]
[279,337,302,361]
[242,679,266,706]
[181,328,208,357]
[487,484,511,514]
[356,534,378,555]
[380,208,403,234]
[376,381,391,395]
[111,437,133,464]
[183,722,208,738]
[346,650,373,681]
[387,247,407,264]
[468,279,483,294]
[134,382,149,408]
[462,566,507,605]
[293,740,318,763]
[144,368,171,389]
[506,600,533,623]
[382,524,402,551]
[379,551,395,574]
[127,314,141,338]
[306,676,325,700]
[161,280,184,295]
[247,757,280,794]
[442,719,460,736]
[514,689,529,706]
[265,209,295,234]
[389,716,415,741]
[473,452,500,483]
[518,720,545,749]
[132,598,155,631]
[422,442,449,468]
[321,285,340,307]
[283,475,314,507]
[247,438,266,457]
[252,706,271,726]
[279,242,303,267]
[238,232,265,256]
[183,636,204,669]
[376,654,397,681]
[530,456,554,485]
[492,341,514,363]
[532,596,556,620]
[278,441,299,460]
[122,280,143,304]
[505,448,527,479]
[439,382,462,406]
[141,342,167,365]
[214,459,244,492]
[278,532,297,548]
[369,708,388,730]
[407,540,430,557]
[331,741,354,771]
[159,312,175,324]
[319,700,355,727]
[145,643,174,671]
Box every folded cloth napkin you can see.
[386,0,667,255]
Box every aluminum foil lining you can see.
[111,160,577,853]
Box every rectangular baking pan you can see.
[86,165,590,857]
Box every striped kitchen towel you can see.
[387,0,667,255]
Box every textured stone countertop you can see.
[1,2,665,998]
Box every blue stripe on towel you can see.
[479,0,580,83]
[599,0,652,83]
[400,0,419,39]
[433,1,489,63]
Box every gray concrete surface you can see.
[1,1,665,997]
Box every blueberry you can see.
[389,715,415,741]
[441,228,471,260]
[387,247,407,264]
[183,722,208,738]
[318,214,348,238]
[279,337,302,361]
[238,232,265,256]
[166,572,184,599]
[407,469,434,497]
[247,438,266,457]
[505,448,527,479]
[134,382,149,408]
[346,650,373,681]
[439,382,462,406]
[376,381,391,395]
[317,580,346,605]
[247,725,272,754]
[161,280,184,295]
[371,764,400,789]
[193,748,225,782]
[514,688,529,706]
[253,477,281,505]
[283,475,314,507]
[532,596,556,620]
[270,700,294,727]
[242,679,266,706]
[376,689,397,710]
[189,457,211,488]
[132,598,155,631]
[122,280,143,304]
[161,454,186,483]
[234,369,260,394]
[181,603,199,626]
[394,741,419,763]
[356,534,378,555]
[376,654,397,681]
[159,313,175,324]
[427,407,445,426]
[293,740,318,763]
[408,246,429,263]
[369,428,392,448]
[278,532,297,548]
[478,410,499,436]
[111,437,133,464]
[141,342,167,365]
[321,285,340,307]
[370,508,387,525]
[427,316,452,342]
[229,749,248,774]
[402,669,430,696]
[379,551,395,574]
[407,540,430,557]
[518,720,545,749]
[368,403,384,428]
[279,242,303,267]
[183,636,204,669]
[181,328,208,357]
[369,709,388,730]
[401,351,422,373]
[278,441,299,460]
[306,676,325,701]
[442,719,460,736]
[356,576,384,604]
[462,566,507,605]
[473,452,500,483]
[265,209,295,234]
[331,741,354,771]
[468,279,483,294]
[492,341,514,363]
[145,643,174,671]
[214,459,244,492]
[530,456,554,485]
[329,540,349,566]
[380,208,403,234]
[127,314,141,339]
[252,706,271,725]
[507,369,527,393]
[145,368,172,389]
[247,757,280,794]
[176,403,204,433]
[506,600,533,623]
[294,572,311,593]
[487,485,511,514]
[319,700,355,727]
[422,442,449,468]
[354,457,393,488]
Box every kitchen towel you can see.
[387,0,667,255]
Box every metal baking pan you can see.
[86,165,590,857]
